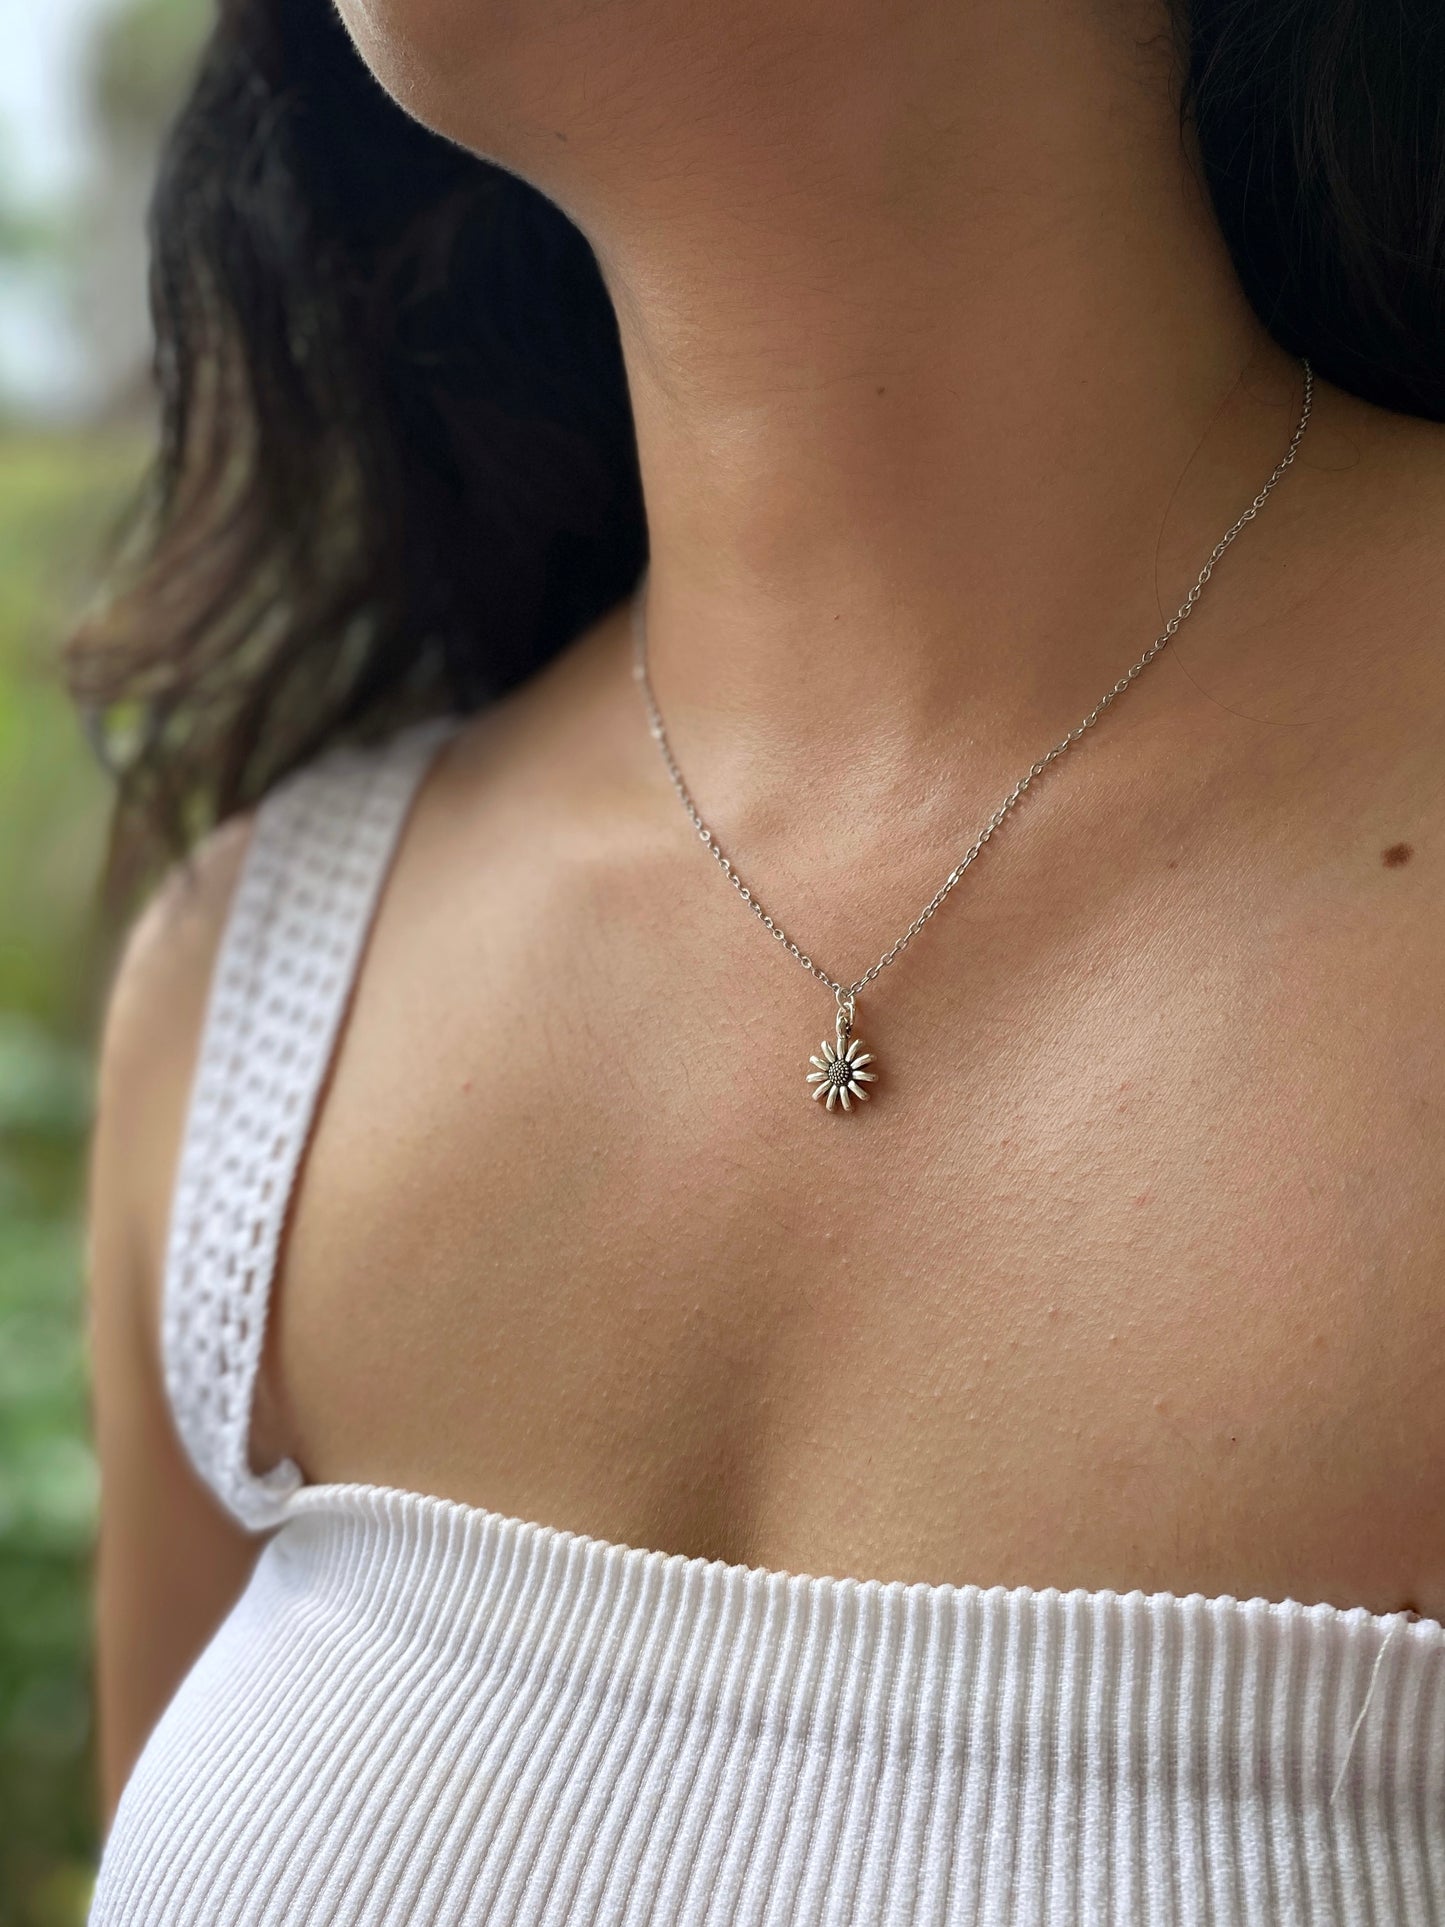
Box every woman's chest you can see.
[258,808,1445,1619]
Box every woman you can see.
[82,0,1444,1919]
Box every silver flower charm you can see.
[807,1034,877,1111]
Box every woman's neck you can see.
[402,0,1331,838]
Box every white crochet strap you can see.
[161,721,455,1530]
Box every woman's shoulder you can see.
[98,718,438,1108]
[95,812,259,1329]
[94,714,467,1283]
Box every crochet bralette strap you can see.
[160,719,457,1531]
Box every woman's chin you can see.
[330,0,620,163]
[332,0,514,148]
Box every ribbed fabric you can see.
[89,722,1445,1926]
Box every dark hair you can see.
[71,0,646,879]
[70,0,1445,876]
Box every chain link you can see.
[632,359,1313,1003]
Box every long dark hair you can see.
[70,0,1445,875]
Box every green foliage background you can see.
[0,432,145,1926]
[0,0,208,1911]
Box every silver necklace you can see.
[631,357,1314,1113]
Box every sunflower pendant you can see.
[807,998,878,1112]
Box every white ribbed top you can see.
[90,721,1445,1926]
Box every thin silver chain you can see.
[632,357,1313,1015]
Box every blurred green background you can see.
[1,2,204,1918]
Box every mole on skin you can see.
[1382,842,1413,867]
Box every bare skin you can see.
[90,0,1445,1824]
